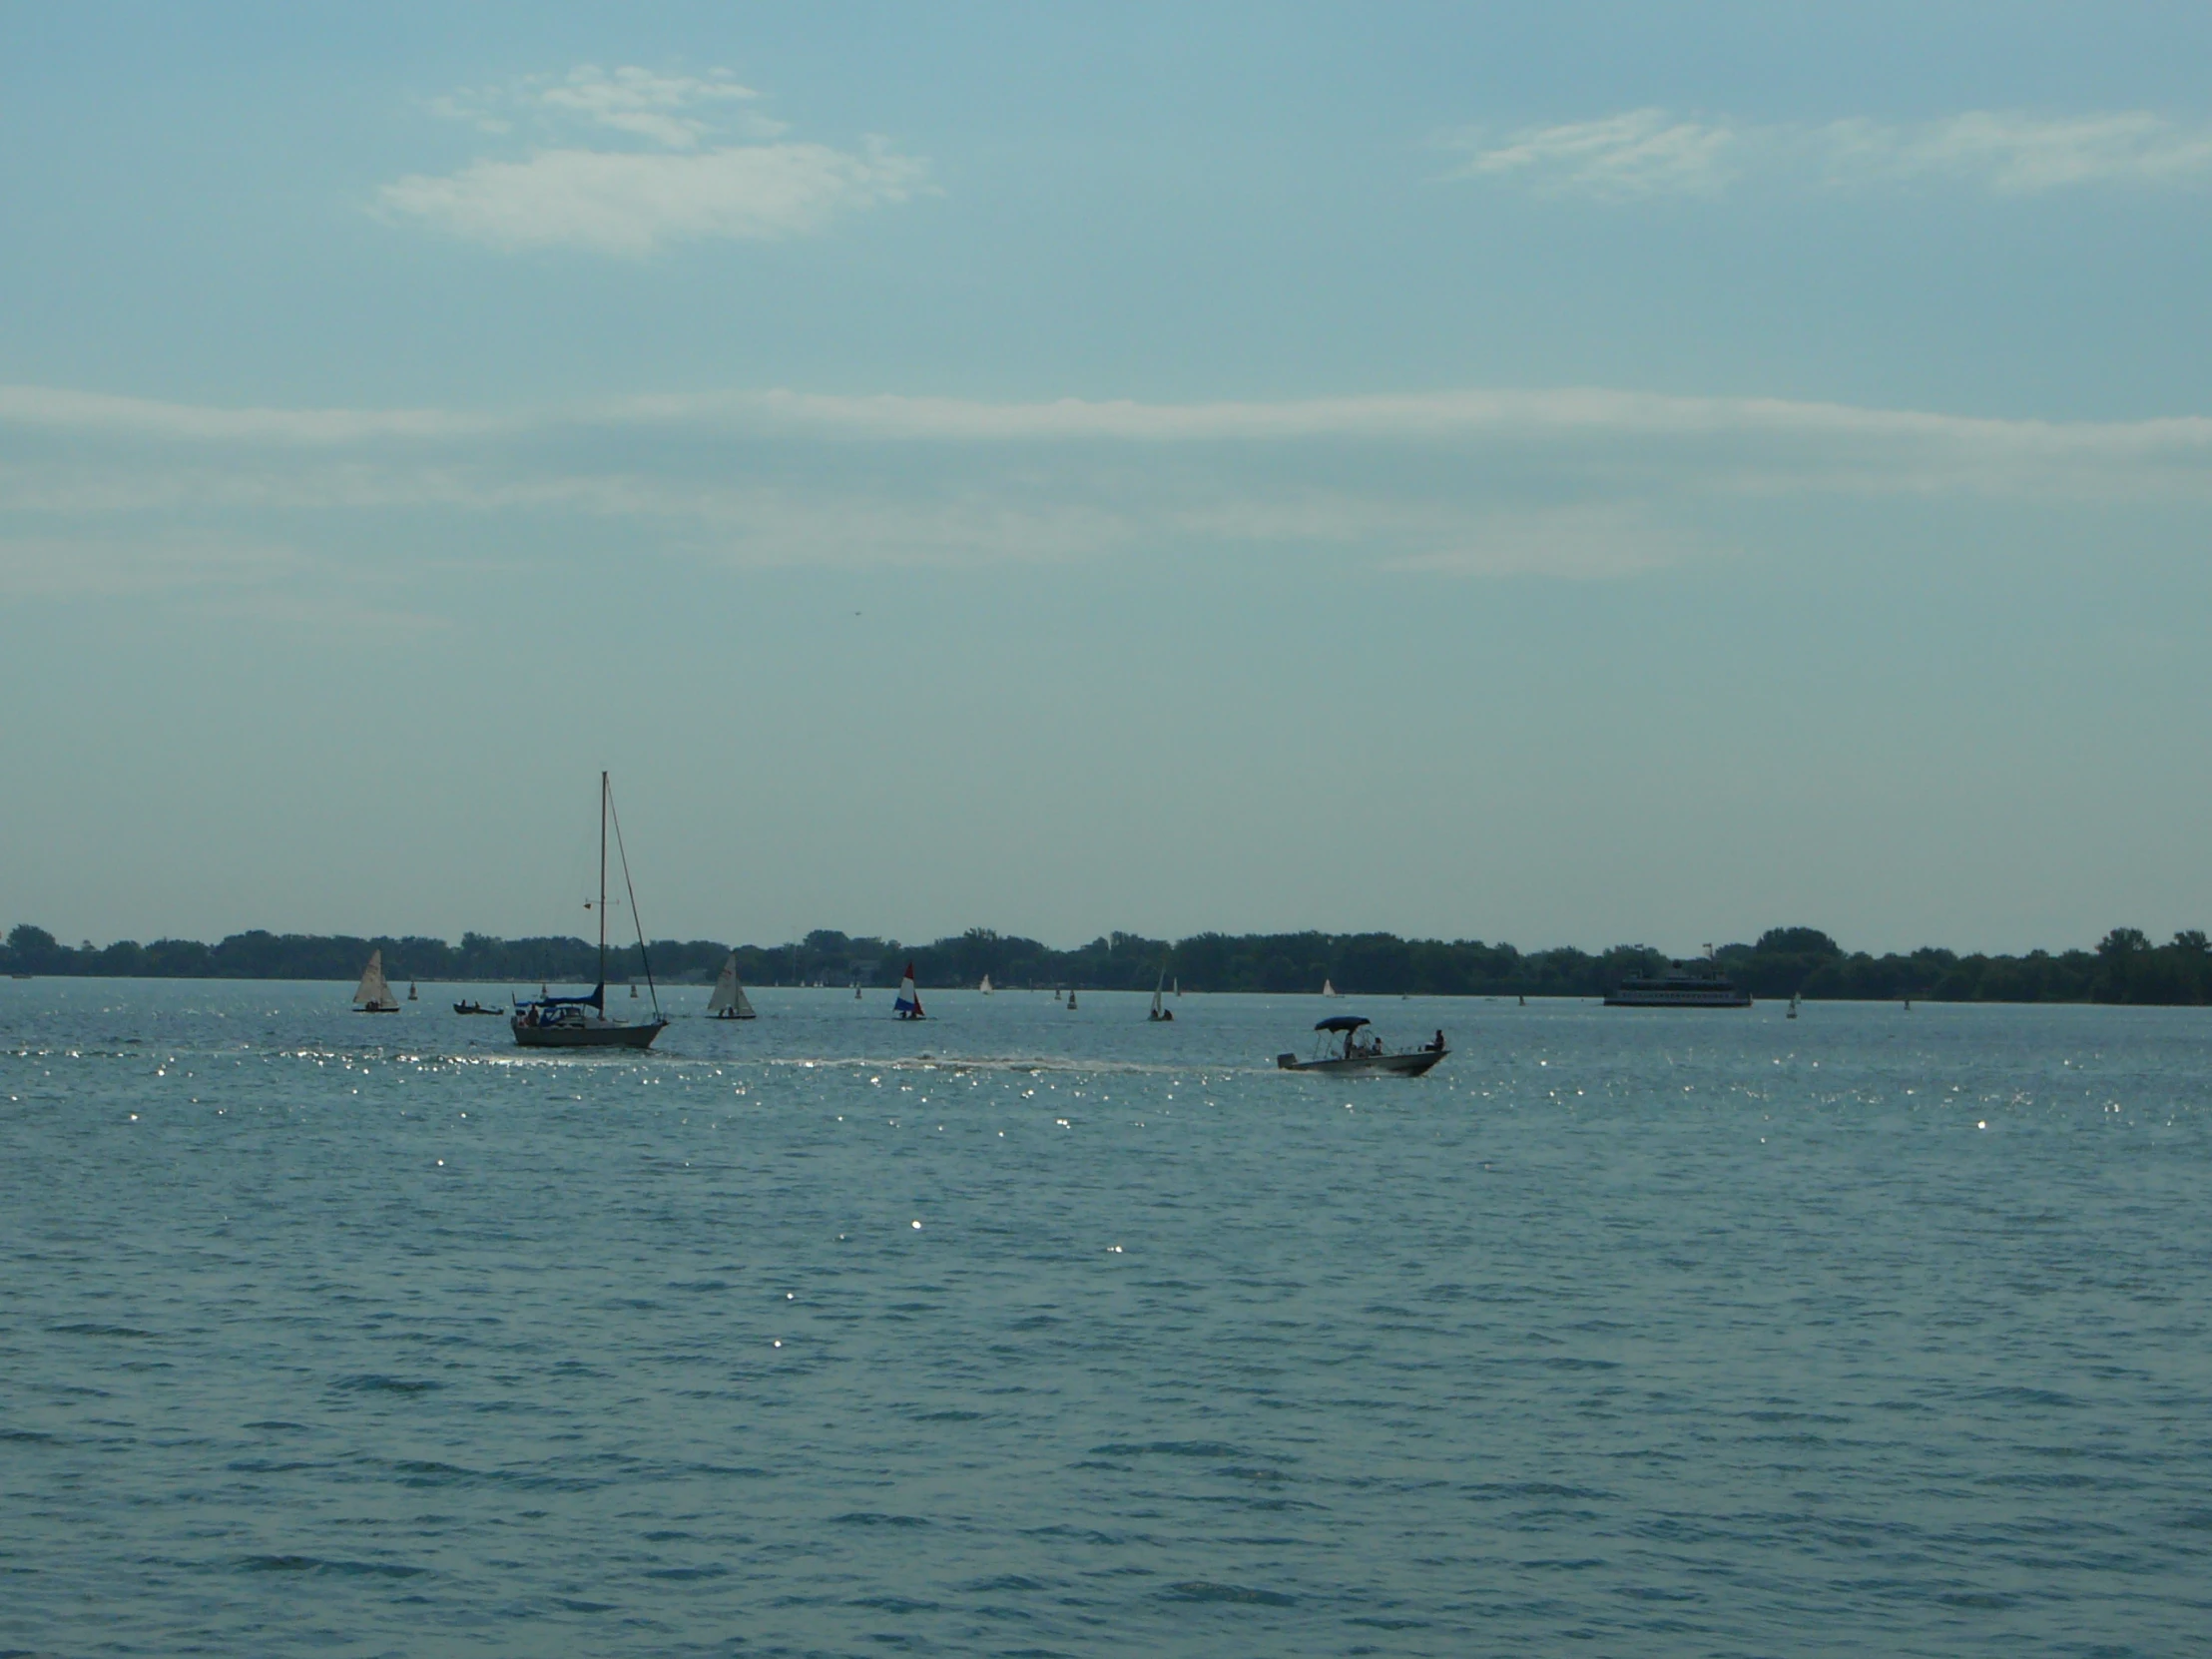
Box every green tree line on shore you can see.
[5,922,2210,1004]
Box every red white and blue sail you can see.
[893,961,924,1019]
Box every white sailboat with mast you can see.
[510,772,669,1049]
[708,951,757,1020]
[353,950,399,1013]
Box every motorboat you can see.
[1278,1015,1445,1076]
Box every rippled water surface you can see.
[3,979,2209,1656]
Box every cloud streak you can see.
[1449,109,2212,199]
[4,380,2208,593]
[387,64,926,254]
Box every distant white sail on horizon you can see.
[353,950,398,1012]
[1321,978,1339,997]
[709,951,757,1019]
[980,974,993,994]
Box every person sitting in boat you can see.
[1430,1029,1445,1052]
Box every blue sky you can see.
[3,2,2208,955]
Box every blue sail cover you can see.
[534,984,606,1009]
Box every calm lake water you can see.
[3,979,2208,1657]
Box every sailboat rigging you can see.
[709,951,757,1020]
[1149,965,1174,1021]
[510,772,669,1049]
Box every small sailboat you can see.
[1321,978,1340,998]
[979,974,993,994]
[1787,992,1800,1020]
[1148,968,1173,1022]
[353,950,399,1013]
[1066,987,1078,1009]
[406,980,418,1001]
[1054,985,1063,1002]
[894,961,924,1020]
[853,980,862,999]
[709,951,757,1020]
[510,772,669,1050]
[1174,977,1181,998]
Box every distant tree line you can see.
[5,922,2209,1004]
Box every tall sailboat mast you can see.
[598,770,609,991]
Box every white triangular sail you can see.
[1150,983,1163,1017]
[1321,978,1339,997]
[979,974,993,994]
[709,951,757,1019]
[353,950,397,1011]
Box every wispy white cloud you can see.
[4,380,2208,590]
[379,139,926,255]
[1448,109,2212,200]
[430,64,782,148]
[1449,109,1741,200]
[386,64,926,254]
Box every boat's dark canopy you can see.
[1315,1015,1371,1032]
[530,983,605,1009]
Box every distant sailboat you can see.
[1054,985,1063,1002]
[1321,978,1340,998]
[1788,992,1800,1020]
[709,951,757,1020]
[894,961,924,1020]
[1174,977,1181,997]
[979,974,993,994]
[1149,968,1173,1022]
[1066,988,1078,1009]
[406,980,417,1001]
[354,950,399,1013]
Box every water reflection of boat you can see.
[510,772,669,1050]
[1277,1015,1444,1076]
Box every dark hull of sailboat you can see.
[709,1009,756,1021]
[512,1018,668,1050]
[1278,1049,1445,1077]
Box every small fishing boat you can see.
[452,999,500,1015]
[510,772,669,1050]
[353,950,400,1013]
[1278,1015,1445,1077]
[894,961,924,1020]
[708,951,757,1020]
